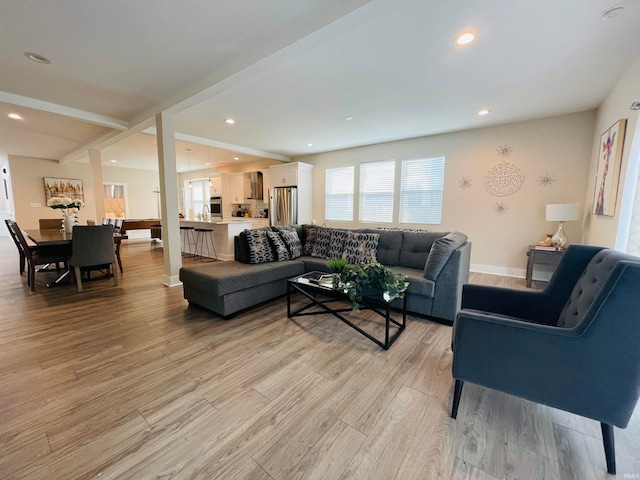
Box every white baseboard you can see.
[163,275,182,287]
[470,263,525,279]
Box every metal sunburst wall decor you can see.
[537,173,556,187]
[484,161,525,196]
[497,144,513,157]
[493,202,509,215]
[458,177,472,190]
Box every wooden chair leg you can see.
[29,265,35,292]
[112,262,119,286]
[74,266,83,292]
[601,423,616,474]
[451,379,464,419]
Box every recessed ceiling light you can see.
[233,157,239,161]
[601,6,624,20]
[8,113,23,120]
[224,118,235,125]
[25,52,51,64]
[306,143,313,147]
[345,116,354,121]
[455,32,475,46]
[110,159,118,163]
[478,109,491,116]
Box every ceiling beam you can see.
[0,91,129,130]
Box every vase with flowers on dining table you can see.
[46,196,85,232]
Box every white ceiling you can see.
[1,0,640,171]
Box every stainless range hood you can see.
[244,171,263,200]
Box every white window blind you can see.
[399,157,445,224]
[359,160,395,223]
[325,166,354,221]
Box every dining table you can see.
[24,229,127,287]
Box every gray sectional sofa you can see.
[179,225,471,325]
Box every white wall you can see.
[9,155,160,229]
[583,55,640,250]
[296,111,596,276]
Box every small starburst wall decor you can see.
[496,144,513,157]
[537,173,556,187]
[458,177,472,190]
[493,202,509,216]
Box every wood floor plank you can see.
[1,239,639,479]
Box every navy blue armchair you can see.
[451,244,640,475]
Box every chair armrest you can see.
[461,284,557,325]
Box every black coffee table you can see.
[287,271,406,350]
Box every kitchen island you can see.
[180,219,251,261]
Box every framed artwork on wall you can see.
[592,119,627,216]
[43,177,85,201]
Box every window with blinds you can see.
[325,166,354,221]
[359,160,395,223]
[399,157,445,224]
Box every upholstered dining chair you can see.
[68,225,119,292]
[8,220,69,291]
[450,244,640,474]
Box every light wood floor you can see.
[1,237,638,480]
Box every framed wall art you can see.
[43,177,85,201]
[593,119,627,216]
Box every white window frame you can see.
[325,166,354,221]
[399,156,445,225]
[359,160,395,223]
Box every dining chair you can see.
[9,221,70,291]
[39,218,62,230]
[68,225,119,292]
[5,219,28,275]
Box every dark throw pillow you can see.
[327,229,349,259]
[342,232,380,264]
[245,229,275,264]
[311,227,332,258]
[279,230,302,259]
[303,225,318,255]
[266,231,290,261]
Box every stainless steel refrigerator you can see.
[270,186,298,226]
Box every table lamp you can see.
[546,203,580,249]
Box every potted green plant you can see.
[339,260,408,311]
[327,258,349,288]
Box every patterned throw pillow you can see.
[327,229,349,259]
[342,232,380,264]
[271,225,296,232]
[279,230,302,258]
[311,227,332,258]
[303,225,318,255]
[266,231,290,261]
[245,229,275,264]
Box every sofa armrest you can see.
[430,242,471,322]
[234,233,251,263]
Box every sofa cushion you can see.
[245,229,275,264]
[266,231,290,261]
[342,232,379,264]
[311,227,332,258]
[389,266,435,297]
[398,231,447,269]
[300,255,332,273]
[328,229,349,259]
[180,260,304,297]
[424,232,468,281]
[303,225,318,255]
[279,229,302,258]
[364,229,402,266]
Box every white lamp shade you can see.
[546,203,580,222]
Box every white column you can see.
[88,149,105,222]
[156,111,182,287]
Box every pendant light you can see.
[186,148,193,189]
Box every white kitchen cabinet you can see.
[250,219,269,229]
[270,166,297,187]
[227,173,244,203]
[261,169,273,200]
[209,175,223,196]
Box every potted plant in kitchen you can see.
[339,260,408,311]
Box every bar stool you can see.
[193,228,217,262]
[179,226,196,257]
[150,224,162,251]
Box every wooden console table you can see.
[525,245,564,288]
[120,219,161,235]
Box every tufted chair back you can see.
[557,249,633,328]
